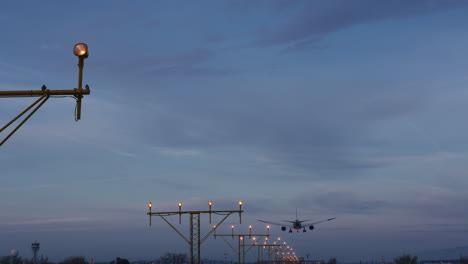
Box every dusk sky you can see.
[1,0,468,262]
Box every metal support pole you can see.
[242,236,247,264]
[189,213,201,264]
[238,236,241,264]
[197,214,201,264]
[190,215,194,264]
[76,57,84,120]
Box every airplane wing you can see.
[301,217,336,225]
[257,219,292,227]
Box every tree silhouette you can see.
[394,255,418,264]
[460,257,468,264]
[160,253,187,264]
[110,257,130,264]
[327,257,337,264]
[61,256,88,264]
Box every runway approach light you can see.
[208,201,213,224]
[147,202,152,226]
[73,43,88,58]
[238,201,243,224]
[178,202,183,224]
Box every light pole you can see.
[0,43,91,146]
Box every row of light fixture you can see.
[147,200,243,211]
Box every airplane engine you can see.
[309,225,314,230]
[281,226,287,231]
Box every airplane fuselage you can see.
[292,220,302,230]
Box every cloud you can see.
[251,0,468,50]
[294,190,391,214]
[0,217,104,226]
[292,187,468,220]
[93,48,239,78]
[154,147,202,157]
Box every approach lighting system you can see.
[73,43,89,58]
[213,225,271,264]
[148,202,153,225]
[238,201,243,224]
[178,202,183,224]
[0,42,91,147]
[208,201,213,223]
[146,200,243,264]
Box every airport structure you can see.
[31,241,40,264]
[213,225,271,264]
[147,201,244,264]
[0,43,91,147]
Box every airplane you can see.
[258,209,336,233]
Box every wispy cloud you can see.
[154,147,203,157]
[250,0,468,51]
[0,217,105,226]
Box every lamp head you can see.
[148,202,152,209]
[73,43,89,58]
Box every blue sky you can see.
[1,0,468,262]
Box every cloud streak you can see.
[251,0,468,50]
[0,217,104,226]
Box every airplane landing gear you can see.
[303,228,307,232]
[289,228,292,233]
